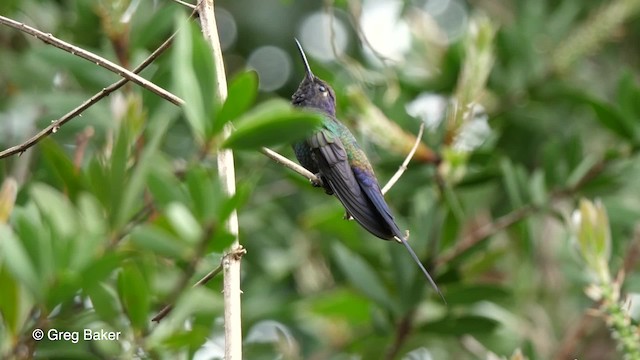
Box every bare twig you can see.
[622,226,640,275]
[384,311,415,360]
[435,205,535,267]
[197,0,243,358]
[0,28,176,159]
[381,123,425,195]
[260,147,318,183]
[171,0,197,10]
[0,16,183,106]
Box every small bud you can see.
[571,198,612,282]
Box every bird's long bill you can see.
[294,38,314,80]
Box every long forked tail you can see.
[397,237,446,303]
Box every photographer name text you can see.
[32,328,121,343]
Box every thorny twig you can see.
[0,21,177,159]
[0,15,182,105]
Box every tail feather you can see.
[358,175,445,302]
[397,235,446,303]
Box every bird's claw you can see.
[311,174,334,195]
[310,176,323,188]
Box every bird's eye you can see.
[318,85,327,92]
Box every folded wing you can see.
[308,129,394,240]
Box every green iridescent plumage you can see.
[290,40,443,299]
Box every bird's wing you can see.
[355,169,404,238]
[308,129,393,240]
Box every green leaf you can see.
[166,287,223,324]
[166,203,202,243]
[185,167,220,222]
[80,253,124,291]
[162,327,210,350]
[500,158,524,207]
[131,225,190,259]
[215,71,259,133]
[117,263,150,330]
[173,15,219,141]
[40,140,84,200]
[12,205,53,284]
[441,284,510,305]
[617,71,640,120]
[147,166,187,210]
[308,289,371,325]
[222,99,323,150]
[86,158,111,211]
[87,283,121,326]
[331,242,395,312]
[109,125,130,224]
[423,314,499,335]
[440,208,460,251]
[587,97,638,142]
[30,184,77,240]
[0,225,41,299]
[0,265,29,334]
[529,169,547,207]
[115,114,172,230]
[565,154,598,189]
[208,230,236,253]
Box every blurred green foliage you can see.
[1,0,640,359]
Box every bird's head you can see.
[291,39,336,116]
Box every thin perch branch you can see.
[170,0,197,10]
[381,122,425,195]
[260,147,319,183]
[0,15,182,106]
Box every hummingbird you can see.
[291,39,443,299]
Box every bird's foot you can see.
[311,173,334,195]
[393,230,410,243]
[343,211,354,221]
[310,175,323,188]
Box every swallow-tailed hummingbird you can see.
[291,40,443,299]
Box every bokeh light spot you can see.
[298,11,349,62]
[247,46,291,91]
[360,1,410,63]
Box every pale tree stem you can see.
[198,0,242,359]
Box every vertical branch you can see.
[197,1,242,359]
